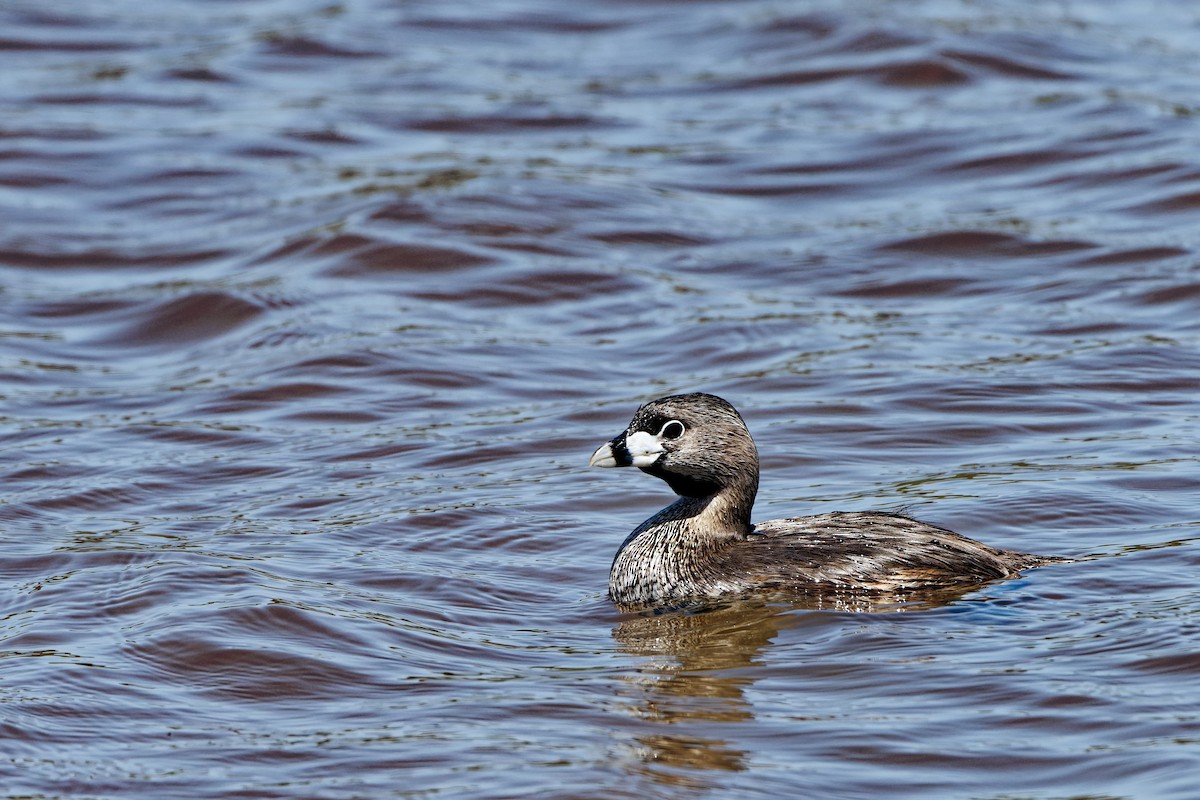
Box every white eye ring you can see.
[659,420,685,440]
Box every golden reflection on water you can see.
[607,587,977,786]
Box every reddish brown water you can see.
[3,1,1199,797]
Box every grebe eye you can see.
[660,420,685,440]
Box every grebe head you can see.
[589,392,759,499]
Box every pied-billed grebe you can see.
[590,392,1057,609]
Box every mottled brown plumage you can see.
[590,393,1057,610]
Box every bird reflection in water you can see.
[607,586,984,788]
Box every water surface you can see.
[2,0,1200,797]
